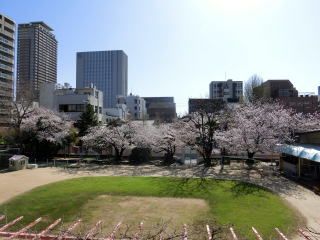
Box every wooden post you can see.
[0,216,24,231]
[8,217,42,239]
[230,227,238,240]
[182,224,187,240]
[274,228,289,240]
[106,221,122,240]
[84,220,102,239]
[34,218,62,239]
[298,158,301,178]
[133,222,143,240]
[252,227,263,240]
[206,225,212,240]
[58,219,81,240]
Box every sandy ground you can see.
[0,168,75,204]
[0,165,320,238]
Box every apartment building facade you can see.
[209,79,243,103]
[16,21,57,101]
[0,13,15,126]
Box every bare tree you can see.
[244,74,263,102]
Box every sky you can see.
[1,0,320,114]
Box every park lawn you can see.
[0,177,301,239]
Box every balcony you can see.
[0,46,13,56]
[0,72,13,81]
[0,29,14,39]
[4,21,15,31]
[0,63,13,72]
[0,54,14,64]
[0,36,14,47]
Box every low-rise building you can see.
[253,80,319,113]
[39,83,104,122]
[117,93,147,120]
[279,130,320,184]
[253,79,298,98]
[104,104,128,123]
[278,95,319,114]
[143,97,176,122]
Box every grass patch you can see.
[0,177,300,239]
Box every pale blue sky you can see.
[1,0,319,114]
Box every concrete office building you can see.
[0,14,15,126]
[143,97,176,122]
[39,83,104,122]
[104,104,128,123]
[16,22,57,102]
[76,50,128,108]
[209,79,243,103]
[117,93,147,120]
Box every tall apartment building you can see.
[209,79,243,103]
[76,50,128,108]
[16,22,57,101]
[0,14,15,126]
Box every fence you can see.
[0,214,303,240]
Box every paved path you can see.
[0,165,319,237]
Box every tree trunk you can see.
[246,151,255,168]
[164,151,174,165]
[203,146,213,167]
[114,148,125,163]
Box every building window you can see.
[59,105,68,112]
[76,104,85,112]
[95,106,98,113]
[69,104,76,112]
[99,107,102,114]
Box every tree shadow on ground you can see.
[229,181,268,197]
[56,162,304,199]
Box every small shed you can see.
[9,155,28,171]
[278,144,320,179]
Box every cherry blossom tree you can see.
[82,121,135,161]
[291,112,320,134]
[178,110,223,167]
[216,101,294,164]
[20,107,73,160]
[135,123,183,164]
[21,107,72,143]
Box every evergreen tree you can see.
[76,104,98,136]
